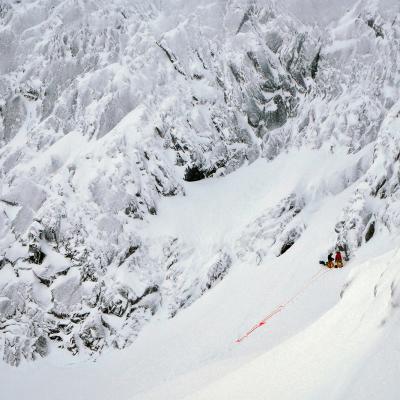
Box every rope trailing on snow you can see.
[235,268,329,343]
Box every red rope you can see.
[235,269,328,343]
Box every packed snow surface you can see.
[1,0,400,399]
[2,146,400,399]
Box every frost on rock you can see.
[0,0,400,365]
[236,194,305,264]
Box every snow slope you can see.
[186,247,400,400]
[2,144,400,399]
[0,0,400,399]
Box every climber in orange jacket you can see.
[326,253,334,268]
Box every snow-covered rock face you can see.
[0,0,399,366]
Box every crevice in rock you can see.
[365,221,375,242]
[310,48,321,79]
[156,41,186,77]
[367,18,384,38]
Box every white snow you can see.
[1,143,399,399]
[1,0,400,398]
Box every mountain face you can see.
[0,0,399,368]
